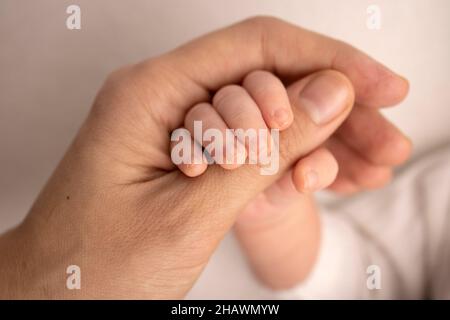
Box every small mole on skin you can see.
[66,196,70,200]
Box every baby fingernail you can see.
[304,170,319,191]
[272,108,291,128]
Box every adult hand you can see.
[0,17,409,298]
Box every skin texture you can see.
[0,17,411,298]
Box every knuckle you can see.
[93,58,170,114]
[244,69,272,83]
[389,136,413,165]
[90,66,135,117]
[102,65,135,92]
[239,16,284,68]
[213,85,245,110]
[241,15,283,29]
[356,167,392,188]
[185,103,209,125]
[243,70,281,95]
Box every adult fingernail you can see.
[299,74,349,125]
